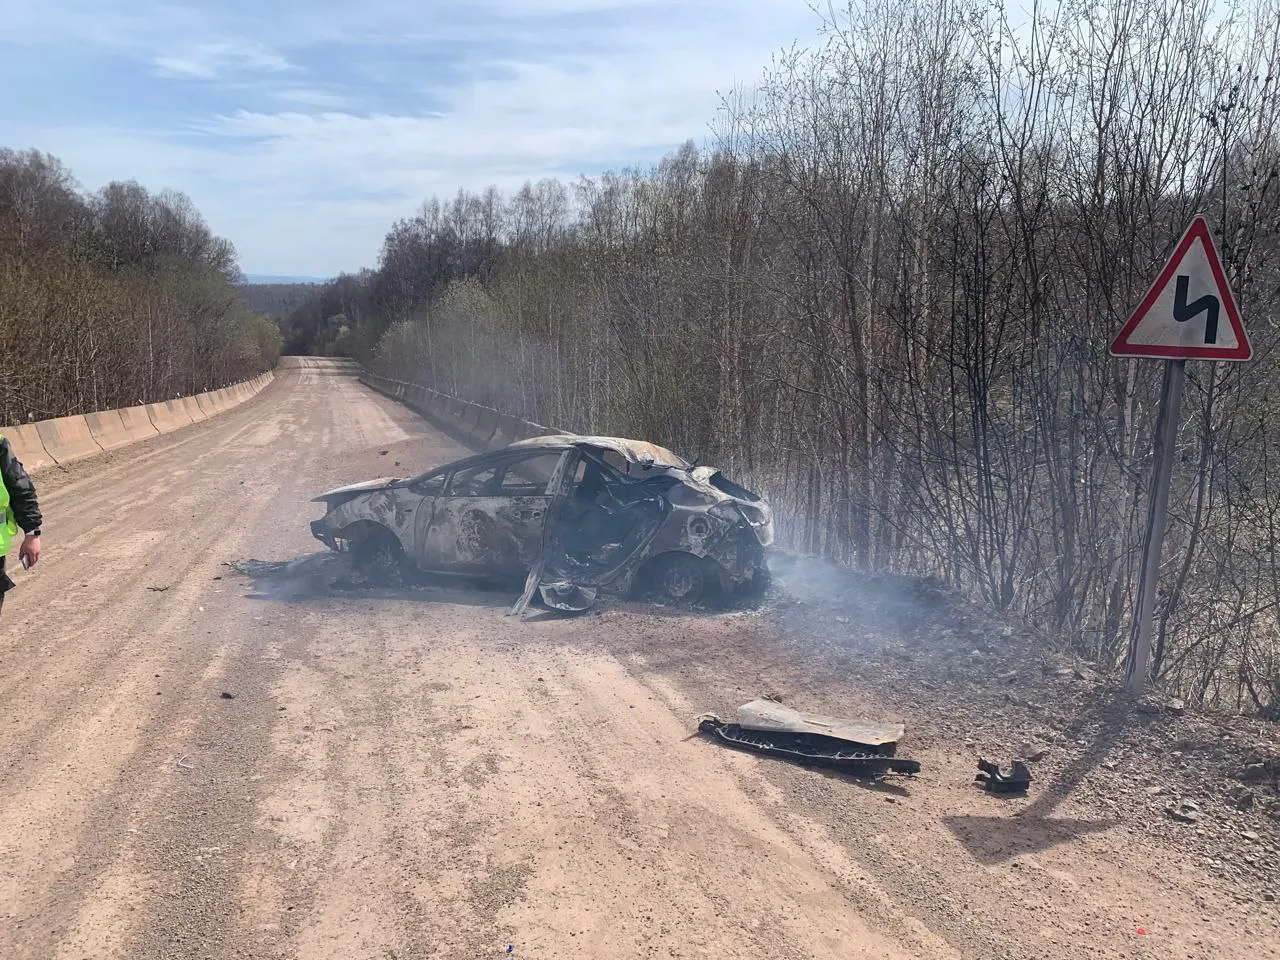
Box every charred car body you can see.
[310,435,773,606]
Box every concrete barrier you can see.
[471,407,499,446]
[84,410,133,453]
[36,415,103,464]
[118,405,161,443]
[1,424,54,473]
[357,370,577,453]
[0,367,273,474]
[181,396,208,423]
[490,415,526,448]
[147,399,194,434]
[202,390,227,414]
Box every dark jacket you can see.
[0,436,42,533]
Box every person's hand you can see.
[19,534,40,569]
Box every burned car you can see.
[310,434,773,607]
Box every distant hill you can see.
[237,281,323,319]
[243,274,328,285]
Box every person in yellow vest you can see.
[0,434,42,613]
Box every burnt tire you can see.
[348,526,407,586]
[646,552,709,606]
[743,565,772,598]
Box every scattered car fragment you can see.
[697,698,921,777]
[310,434,774,609]
[975,758,1033,794]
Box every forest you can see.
[282,0,1280,714]
[0,149,281,425]
[237,282,320,321]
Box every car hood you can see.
[311,477,401,503]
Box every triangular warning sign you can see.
[1110,216,1251,361]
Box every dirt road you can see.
[2,358,1274,960]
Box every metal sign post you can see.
[1124,359,1185,695]
[1110,216,1250,696]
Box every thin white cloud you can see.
[272,87,355,109]
[152,40,295,80]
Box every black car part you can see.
[975,758,1033,794]
[697,715,921,777]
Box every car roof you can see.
[507,434,690,469]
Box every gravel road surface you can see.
[2,358,1274,959]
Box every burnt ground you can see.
[761,555,1280,898]
[2,357,1276,960]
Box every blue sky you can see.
[0,0,821,276]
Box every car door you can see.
[402,472,447,566]
[419,449,568,576]
[539,448,668,585]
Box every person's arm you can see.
[0,437,42,566]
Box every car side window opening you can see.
[500,453,565,495]
[574,459,608,501]
[446,463,501,496]
[592,448,665,482]
[445,452,566,497]
[411,473,446,495]
[600,450,629,475]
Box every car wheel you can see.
[349,526,406,586]
[648,553,708,605]
[744,565,771,598]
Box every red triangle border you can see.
[1110,215,1251,361]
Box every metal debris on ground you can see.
[696,698,921,777]
[537,580,598,612]
[975,758,1033,793]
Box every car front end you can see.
[309,477,404,551]
[650,466,773,595]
